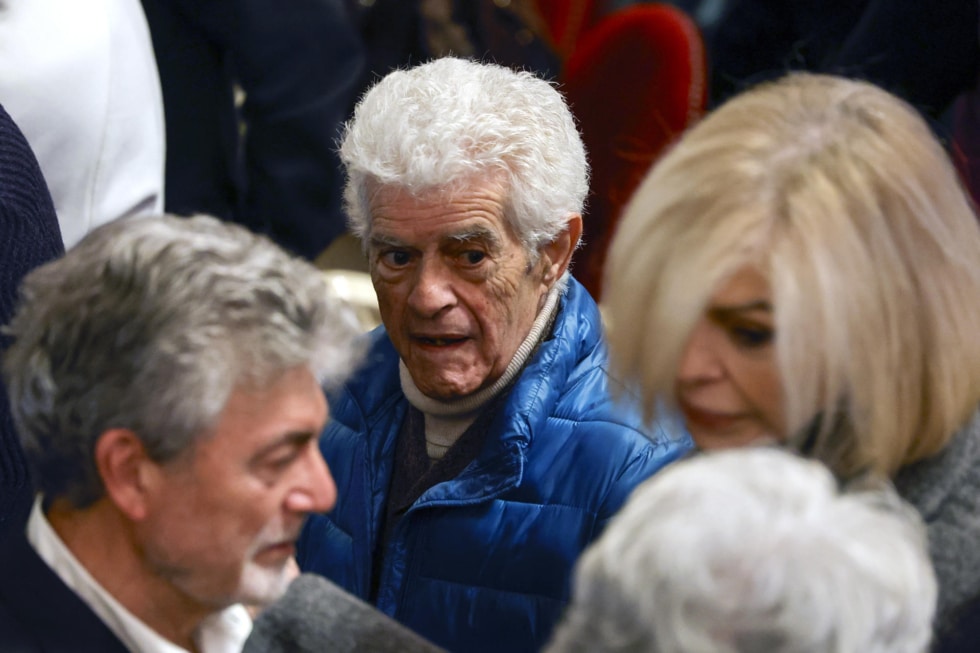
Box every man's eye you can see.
[267,454,297,470]
[730,326,774,349]
[266,446,304,471]
[460,250,486,266]
[254,449,302,485]
[382,250,411,266]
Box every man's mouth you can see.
[256,539,297,560]
[415,336,467,346]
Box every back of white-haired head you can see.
[339,57,588,254]
[546,447,937,653]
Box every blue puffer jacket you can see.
[297,278,691,653]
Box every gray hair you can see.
[340,57,588,255]
[546,447,937,653]
[2,214,365,508]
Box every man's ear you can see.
[540,213,583,286]
[94,429,159,522]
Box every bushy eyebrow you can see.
[368,234,406,250]
[369,226,503,251]
[448,226,500,247]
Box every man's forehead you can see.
[366,177,518,250]
[196,368,328,446]
[369,222,501,246]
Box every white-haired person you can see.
[603,72,980,646]
[295,56,691,652]
[545,447,938,653]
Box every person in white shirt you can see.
[0,0,165,249]
[0,214,365,653]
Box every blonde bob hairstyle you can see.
[604,73,980,478]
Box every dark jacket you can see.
[936,592,980,653]
[297,278,691,652]
[0,529,128,653]
[138,0,365,260]
[0,103,64,540]
[709,0,979,119]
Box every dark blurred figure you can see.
[346,0,560,85]
[606,0,730,37]
[708,0,979,122]
[139,0,366,260]
[950,13,980,210]
[645,0,980,210]
[0,104,64,541]
[937,594,980,653]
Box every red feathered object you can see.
[562,4,707,300]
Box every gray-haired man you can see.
[0,215,364,652]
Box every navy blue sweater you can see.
[0,103,64,539]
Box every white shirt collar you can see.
[26,496,252,653]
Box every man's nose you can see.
[286,443,337,514]
[407,257,456,316]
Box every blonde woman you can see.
[603,73,980,641]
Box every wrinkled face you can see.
[674,265,785,450]
[140,366,334,608]
[368,181,557,400]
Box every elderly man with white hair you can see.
[296,56,691,653]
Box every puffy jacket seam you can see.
[550,415,672,454]
[601,448,659,517]
[417,496,597,514]
[410,574,568,603]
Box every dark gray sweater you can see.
[895,407,980,626]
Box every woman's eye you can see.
[730,326,774,348]
[461,250,486,265]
